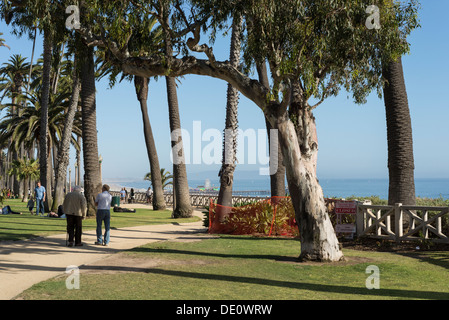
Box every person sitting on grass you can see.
[2,205,22,215]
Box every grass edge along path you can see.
[17,235,449,300]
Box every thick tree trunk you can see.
[267,107,343,262]
[40,29,53,212]
[52,58,81,212]
[80,44,102,216]
[217,15,242,209]
[134,76,166,210]
[383,57,416,207]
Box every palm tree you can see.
[0,54,32,195]
[51,50,81,212]
[256,62,286,197]
[162,7,192,218]
[0,54,30,106]
[217,15,242,210]
[80,43,102,216]
[135,76,167,210]
[383,57,416,208]
[0,83,82,187]
[7,157,39,202]
[144,168,173,191]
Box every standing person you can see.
[95,184,112,246]
[34,182,46,216]
[120,187,126,204]
[63,186,87,247]
[146,187,153,204]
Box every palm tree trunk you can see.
[256,62,286,197]
[163,9,192,218]
[166,75,193,218]
[383,57,416,207]
[217,15,242,210]
[40,28,53,212]
[52,55,81,212]
[134,76,166,210]
[80,43,102,216]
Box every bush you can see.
[209,197,299,237]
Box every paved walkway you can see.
[0,204,207,300]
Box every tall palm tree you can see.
[0,84,81,159]
[0,54,31,195]
[39,27,54,212]
[162,7,192,218]
[135,76,166,210]
[0,54,30,107]
[217,15,242,210]
[80,43,102,216]
[51,51,81,212]
[383,57,416,208]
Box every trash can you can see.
[111,196,120,207]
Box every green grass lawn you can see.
[0,199,199,241]
[16,235,449,300]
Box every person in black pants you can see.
[63,186,87,247]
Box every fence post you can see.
[356,202,364,237]
[394,203,403,243]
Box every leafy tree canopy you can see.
[78,0,419,109]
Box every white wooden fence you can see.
[357,203,449,243]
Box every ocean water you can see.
[106,178,449,200]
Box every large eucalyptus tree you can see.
[78,0,419,261]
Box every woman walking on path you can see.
[95,184,112,246]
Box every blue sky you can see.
[1,1,448,184]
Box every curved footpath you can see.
[0,204,208,300]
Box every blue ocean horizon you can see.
[106,177,449,200]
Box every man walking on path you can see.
[34,182,46,216]
[63,186,87,247]
[95,184,112,246]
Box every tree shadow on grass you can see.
[396,251,449,271]
[128,246,299,263]
[80,264,449,300]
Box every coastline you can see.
[102,178,449,200]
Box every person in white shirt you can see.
[94,184,112,246]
